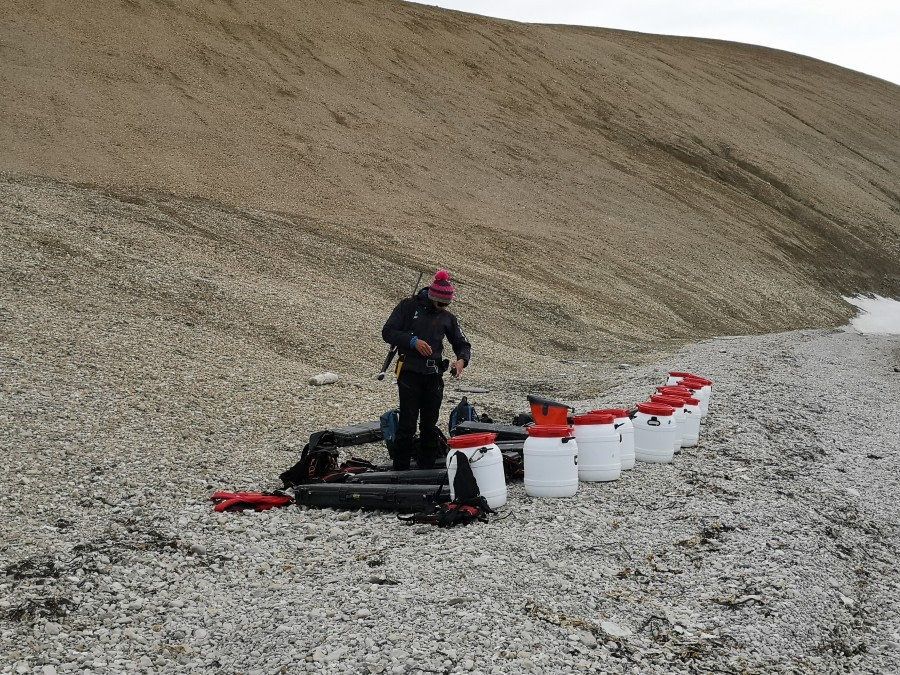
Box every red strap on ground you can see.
[211,492,292,512]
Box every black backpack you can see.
[448,397,492,433]
[279,430,339,489]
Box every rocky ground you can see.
[2,321,899,674]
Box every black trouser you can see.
[394,369,444,470]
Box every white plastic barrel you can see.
[651,395,687,452]
[665,371,695,387]
[591,408,635,471]
[692,379,713,416]
[656,387,701,449]
[679,397,702,447]
[665,372,712,416]
[523,425,578,498]
[572,414,620,482]
[446,432,507,509]
[680,379,712,418]
[632,402,676,463]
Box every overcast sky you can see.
[408,1,900,86]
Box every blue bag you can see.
[380,408,401,458]
[448,397,479,433]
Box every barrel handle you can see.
[614,422,624,429]
[450,447,490,466]
[469,446,489,463]
[561,436,576,443]
[648,417,660,427]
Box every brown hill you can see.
[2,0,899,378]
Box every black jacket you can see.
[382,289,472,375]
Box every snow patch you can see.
[843,294,900,335]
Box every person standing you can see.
[381,270,471,470]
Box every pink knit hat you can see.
[427,270,455,304]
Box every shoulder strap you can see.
[401,296,421,332]
[450,450,480,502]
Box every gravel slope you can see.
[4,0,900,343]
[3,324,899,675]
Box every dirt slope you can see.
[1,0,899,371]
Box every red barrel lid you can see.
[657,386,693,397]
[682,377,712,386]
[589,408,629,418]
[447,432,497,449]
[670,371,711,382]
[573,413,615,425]
[651,395,685,408]
[636,402,674,416]
[526,424,574,438]
[679,379,704,390]
[683,397,701,406]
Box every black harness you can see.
[398,449,495,527]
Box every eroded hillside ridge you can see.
[1,0,899,354]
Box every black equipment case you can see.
[330,420,383,447]
[348,469,447,485]
[494,439,526,453]
[293,483,449,510]
[450,421,529,441]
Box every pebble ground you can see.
[3,324,899,674]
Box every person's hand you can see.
[452,359,465,378]
[415,340,432,357]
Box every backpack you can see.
[380,408,401,458]
[398,451,494,528]
[511,412,535,427]
[448,397,479,433]
[279,430,339,489]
